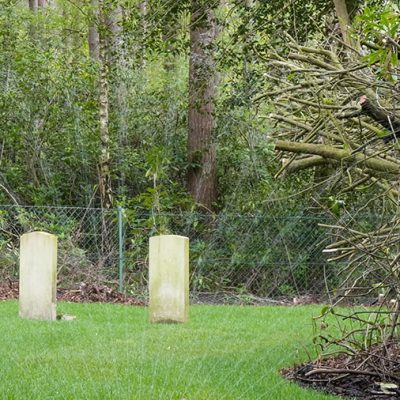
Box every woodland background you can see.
[0,0,399,300]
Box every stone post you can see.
[19,231,57,320]
[149,235,189,323]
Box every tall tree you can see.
[89,0,100,60]
[97,0,113,209]
[107,5,126,196]
[187,0,218,210]
[333,0,352,46]
[138,0,148,65]
[28,0,38,12]
[29,0,46,11]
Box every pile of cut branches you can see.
[261,27,400,315]
[260,34,400,197]
[284,303,400,398]
[264,10,400,398]
[285,340,400,398]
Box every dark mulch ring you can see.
[0,281,145,306]
[282,342,400,399]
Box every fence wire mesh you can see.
[0,205,119,287]
[123,211,336,302]
[1,204,389,303]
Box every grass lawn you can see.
[0,301,338,400]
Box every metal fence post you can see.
[117,206,125,292]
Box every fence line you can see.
[1,204,384,302]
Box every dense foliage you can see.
[0,1,399,300]
[0,0,343,212]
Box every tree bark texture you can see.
[360,97,400,133]
[89,0,99,60]
[29,0,38,11]
[107,6,122,63]
[187,0,218,210]
[108,6,127,196]
[275,140,400,174]
[98,1,112,209]
[139,0,147,64]
[38,0,46,8]
[333,0,352,45]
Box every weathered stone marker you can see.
[19,231,57,320]
[149,235,189,323]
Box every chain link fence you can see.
[123,210,337,302]
[1,204,384,303]
[0,205,119,287]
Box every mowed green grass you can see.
[0,301,337,400]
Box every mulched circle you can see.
[0,281,145,306]
[282,346,400,399]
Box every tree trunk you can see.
[98,1,112,209]
[107,6,127,196]
[243,0,254,105]
[139,0,147,63]
[333,0,351,46]
[107,6,123,67]
[29,0,38,11]
[38,0,46,8]
[187,0,218,210]
[89,0,99,60]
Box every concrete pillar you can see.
[19,231,57,320]
[149,235,189,323]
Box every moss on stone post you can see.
[149,235,189,323]
[19,231,57,320]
